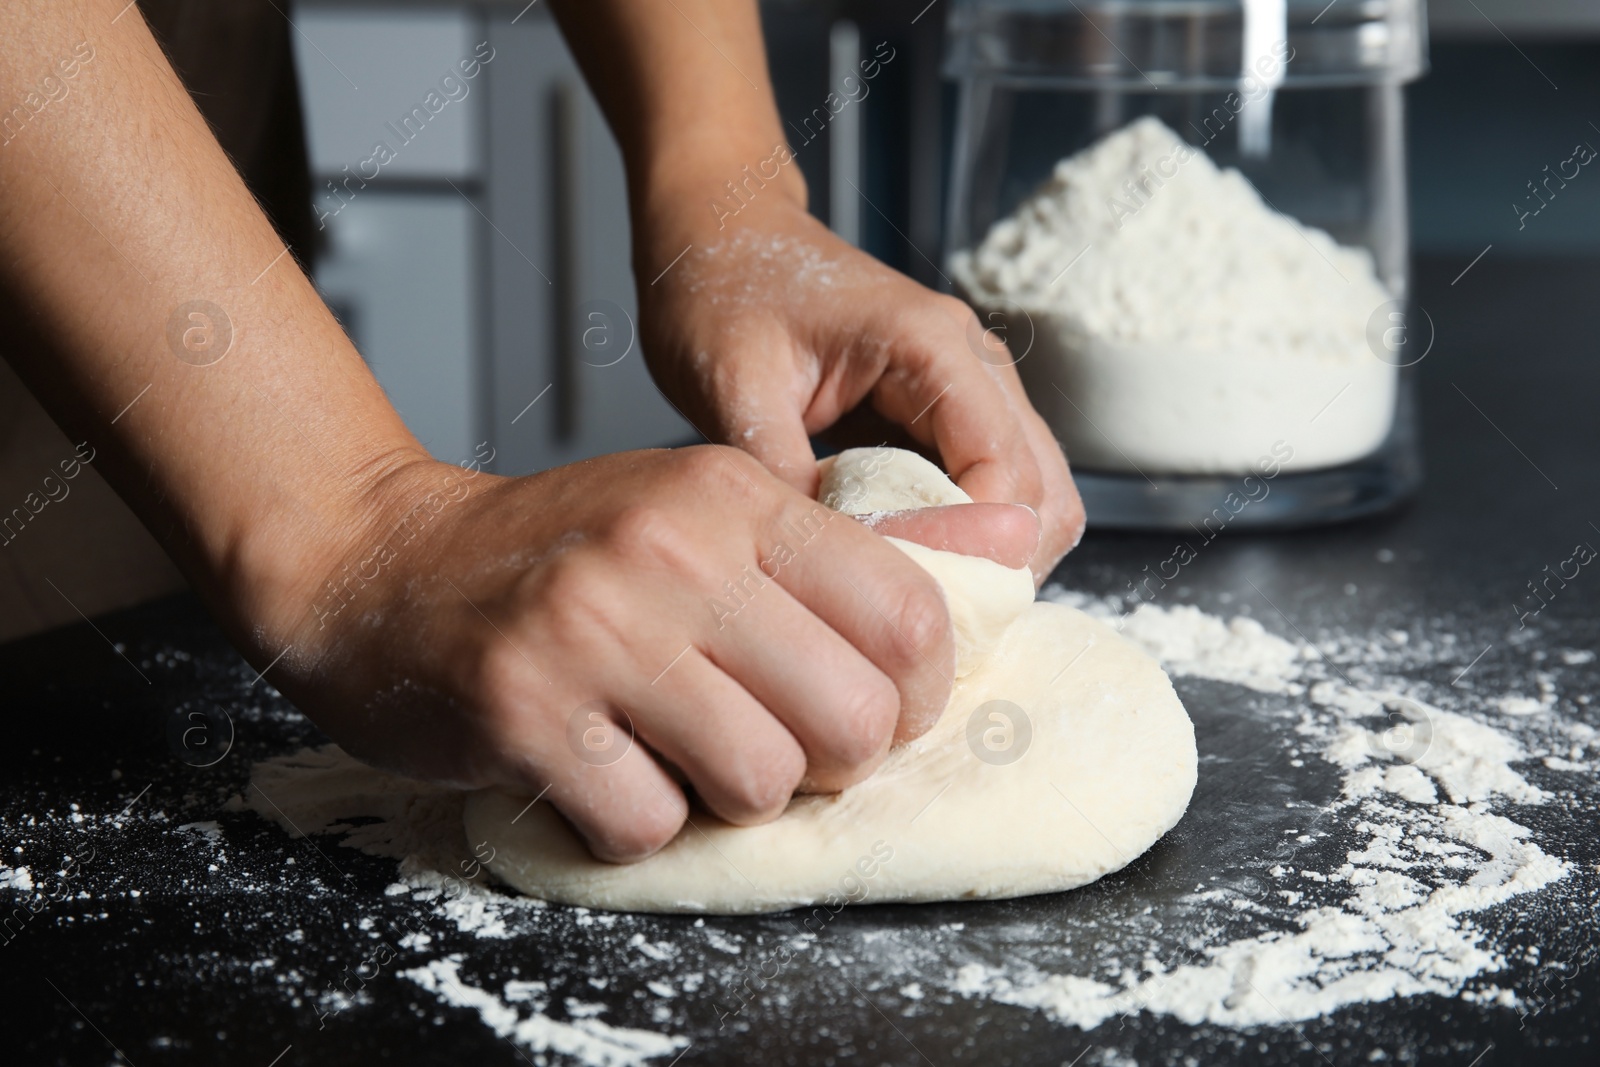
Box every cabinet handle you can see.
[551,78,582,443]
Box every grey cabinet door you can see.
[315,193,480,466]
[482,12,690,476]
[297,5,689,475]
[295,7,486,467]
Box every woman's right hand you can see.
[258,446,970,862]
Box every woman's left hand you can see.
[633,192,1084,584]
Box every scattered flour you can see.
[402,956,686,1067]
[938,590,1574,1029]
[236,589,1592,1046]
[176,820,224,844]
[1112,602,1306,694]
[950,117,1397,475]
[0,864,34,891]
[240,747,687,1064]
[1497,694,1548,716]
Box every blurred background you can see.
[288,0,1600,475]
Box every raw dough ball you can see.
[465,449,1197,914]
[820,447,1036,677]
[818,446,970,514]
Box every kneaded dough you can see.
[821,446,1037,678]
[465,448,1197,914]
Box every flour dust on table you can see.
[950,590,1575,1028]
[231,576,1597,1056]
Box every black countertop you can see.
[5,255,1599,1066]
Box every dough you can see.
[465,448,1197,914]
[817,446,970,512]
[820,446,1037,677]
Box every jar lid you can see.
[943,0,1428,89]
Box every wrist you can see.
[218,441,446,663]
[630,138,809,259]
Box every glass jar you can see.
[943,0,1429,529]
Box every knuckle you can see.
[676,443,760,489]
[820,673,899,773]
[1011,450,1045,504]
[716,744,804,825]
[887,579,952,671]
[591,798,686,862]
[469,635,538,714]
[915,294,982,347]
[536,554,613,630]
[1060,488,1087,542]
[936,292,979,326]
[608,501,697,572]
[1040,450,1087,549]
[673,443,732,481]
[712,362,770,411]
[521,554,637,659]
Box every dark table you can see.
[5,255,1599,1066]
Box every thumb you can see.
[861,503,1041,570]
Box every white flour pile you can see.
[239,588,1591,1053]
[951,117,1398,475]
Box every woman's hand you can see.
[265,448,978,863]
[635,193,1084,584]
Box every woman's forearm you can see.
[0,1,428,647]
[550,0,807,226]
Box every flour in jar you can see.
[951,116,1397,475]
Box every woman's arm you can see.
[0,0,428,652]
[550,0,807,219]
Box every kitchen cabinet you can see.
[293,3,690,474]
